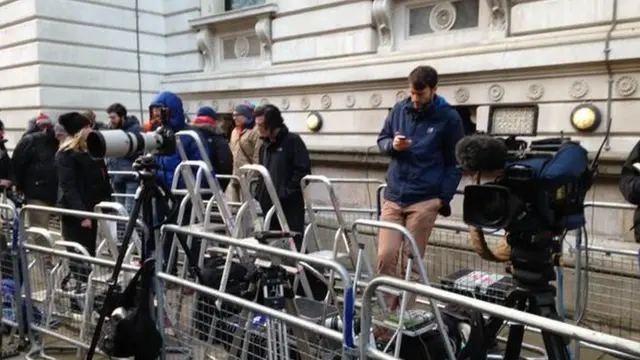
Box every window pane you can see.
[226,0,265,11]
[409,5,433,36]
[408,0,479,36]
[451,0,479,30]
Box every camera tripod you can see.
[460,232,571,360]
[226,252,313,360]
[85,155,203,360]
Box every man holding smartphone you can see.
[376,66,464,320]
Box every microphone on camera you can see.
[455,134,508,172]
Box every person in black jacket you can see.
[253,105,310,246]
[56,112,112,260]
[253,105,328,300]
[12,120,59,246]
[0,120,12,190]
[619,140,640,243]
[191,106,233,191]
[21,113,53,139]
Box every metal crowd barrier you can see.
[361,276,640,360]
[572,200,640,359]
[311,180,640,359]
[156,224,357,360]
[0,201,27,355]
[18,205,146,360]
[5,165,640,360]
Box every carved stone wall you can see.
[182,72,640,154]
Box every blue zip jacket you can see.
[151,91,212,189]
[106,115,141,187]
[377,96,464,207]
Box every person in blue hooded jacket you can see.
[375,66,464,319]
[148,91,211,271]
[149,91,208,187]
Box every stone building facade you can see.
[2,0,640,243]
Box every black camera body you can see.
[86,106,176,159]
[462,137,593,237]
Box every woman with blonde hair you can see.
[56,112,112,261]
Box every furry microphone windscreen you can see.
[455,134,508,172]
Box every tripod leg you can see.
[503,323,525,360]
[85,186,147,360]
[284,298,312,360]
[535,293,571,360]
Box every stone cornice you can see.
[189,3,278,29]
[163,24,640,92]
[177,62,640,99]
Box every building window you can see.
[408,0,479,36]
[222,35,261,60]
[225,0,266,11]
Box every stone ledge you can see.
[163,26,640,92]
[309,147,627,177]
[189,3,278,28]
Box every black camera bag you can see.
[98,259,162,360]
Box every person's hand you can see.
[81,219,92,229]
[434,198,443,210]
[392,132,412,151]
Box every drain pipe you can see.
[603,0,618,151]
[134,0,144,121]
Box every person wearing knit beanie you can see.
[35,113,52,129]
[58,112,91,137]
[228,102,261,202]
[193,106,218,127]
[53,122,68,142]
[234,104,255,129]
[191,106,233,190]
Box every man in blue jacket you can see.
[148,91,211,270]
[376,65,464,314]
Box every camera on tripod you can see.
[450,133,596,360]
[87,106,176,159]
[458,134,593,237]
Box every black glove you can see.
[439,203,452,217]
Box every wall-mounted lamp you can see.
[306,111,323,132]
[570,103,601,132]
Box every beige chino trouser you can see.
[376,198,440,312]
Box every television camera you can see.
[87,107,176,159]
[453,133,595,360]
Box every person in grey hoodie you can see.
[105,103,141,213]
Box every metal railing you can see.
[360,276,640,360]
